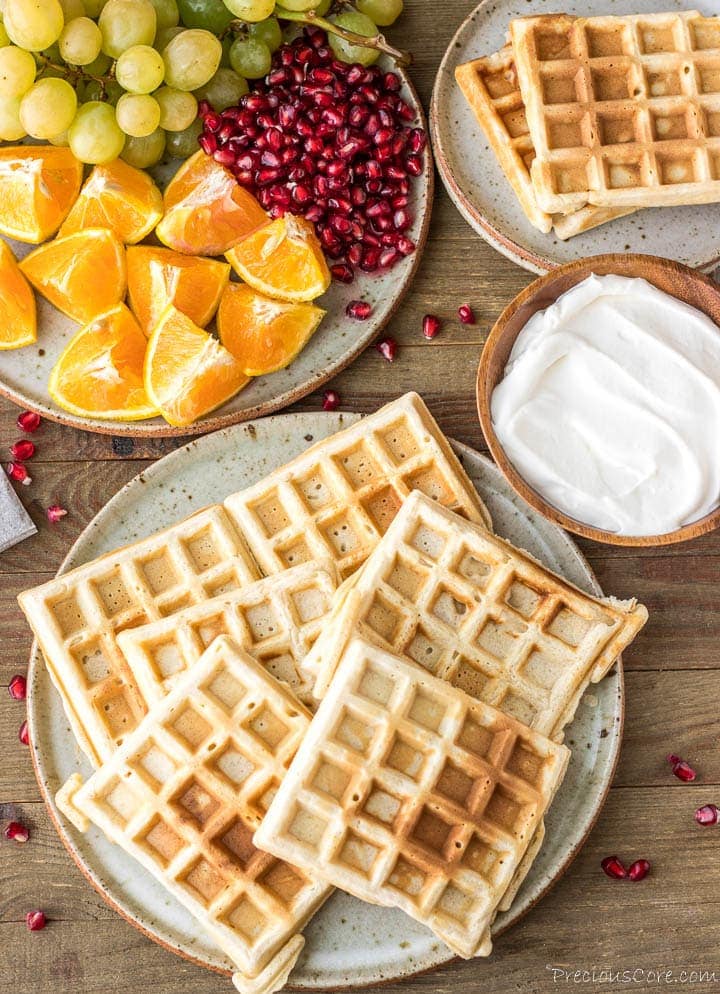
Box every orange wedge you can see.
[127,245,230,336]
[144,305,249,427]
[0,241,37,350]
[225,214,331,303]
[59,159,163,245]
[155,150,268,256]
[20,228,126,325]
[217,282,325,376]
[0,145,83,244]
[48,304,157,421]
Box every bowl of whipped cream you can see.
[477,254,720,546]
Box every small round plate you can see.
[27,412,623,988]
[0,62,432,437]
[430,0,720,275]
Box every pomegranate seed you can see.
[409,128,427,153]
[346,300,372,320]
[6,461,31,485]
[695,803,719,825]
[47,505,67,524]
[26,911,46,931]
[204,111,222,132]
[213,149,235,167]
[376,337,397,362]
[423,314,442,339]
[628,859,651,881]
[4,821,29,843]
[406,155,423,176]
[331,263,354,284]
[8,675,26,700]
[199,134,216,156]
[458,304,476,324]
[19,720,29,745]
[667,753,696,781]
[322,390,340,411]
[383,72,401,93]
[397,237,415,256]
[378,247,399,268]
[17,410,41,432]
[601,855,628,879]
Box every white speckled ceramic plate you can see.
[430,0,720,275]
[27,412,623,988]
[0,61,432,437]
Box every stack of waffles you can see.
[18,392,648,993]
[455,10,720,238]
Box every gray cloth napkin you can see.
[0,469,36,552]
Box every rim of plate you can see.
[26,415,624,987]
[0,69,433,438]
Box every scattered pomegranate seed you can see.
[322,390,340,411]
[346,300,372,321]
[26,910,46,931]
[422,314,441,339]
[667,753,696,781]
[601,855,627,879]
[376,337,397,362]
[8,674,26,700]
[10,439,35,461]
[695,803,719,826]
[17,410,41,433]
[18,720,29,745]
[46,505,68,524]
[4,821,29,843]
[6,461,31,485]
[628,858,651,881]
[458,304,476,325]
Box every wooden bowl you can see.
[476,253,720,546]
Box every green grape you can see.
[83,0,108,15]
[314,0,331,13]
[148,0,177,28]
[275,0,316,9]
[162,28,220,91]
[58,16,102,64]
[247,15,281,52]
[228,36,270,79]
[0,17,12,47]
[116,90,160,135]
[116,44,164,92]
[20,76,77,137]
[68,100,125,162]
[121,125,165,165]
[82,77,123,102]
[59,0,86,20]
[356,0,402,27]
[99,0,156,59]
[329,10,378,66]
[219,32,231,66]
[154,24,182,49]
[0,45,36,96]
[0,94,25,138]
[83,50,111,74]
[194,65,246,109]
[222,0,274,23]
[165,114,200,157]
[175,0,232,33]
[4,0,64,51]
[154,84,196,129]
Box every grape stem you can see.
[275,7,412,66]
[36,53,112,97]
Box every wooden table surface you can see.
[3,3,720,992]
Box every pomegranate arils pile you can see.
[200,27,425,282]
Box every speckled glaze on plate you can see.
[0,61,432,437]
[430,0,720,275]
[27,412,623,988]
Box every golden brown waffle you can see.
[118,561,339,709]
[224,392,492,581]
[455,46,636,238]
[309,492,647,741]
[56,636,332,994]
[510,10,720,214]
[255,636,569,959]
[18,507,260,767]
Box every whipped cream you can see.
[491,273,720,536]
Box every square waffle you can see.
[224,392,492,581]
[118,560,339,709]
[18,506,260,767]
[56,636,332,994]
[455,46,636,238]
[511,10,720,213]
[255,636,570,959]
[308,492,648,742]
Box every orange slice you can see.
[144,305,249,427]
[217,282,325,376]
[0,241,36,350]
[225,214,331,303]
[155,150,268,256]
[59,159,163,245]
[20,228,126,325]
[0,145,83,244]
[127,245,230,336]
[48,304,156,421]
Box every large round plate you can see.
[0,62,432,437]
[430,0,720,275]
[27,412,623,987]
